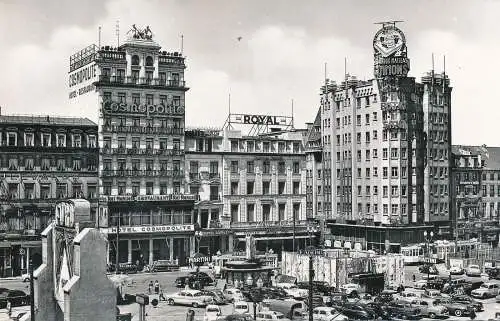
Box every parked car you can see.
[312,307,347,321]
[451,295,483,312]
[217,314,254,321]
[189,271,215,286]
[419,264,438,275]
[0,290,30,308]
[205,305,222,321]
[449,266,465,275]
[408,299,449,319]
[433,298,474,317]
[421,289,442,300]
[337,302,376,320]
[297,281,331,296]
[394,291,418,301]
[224,288,244,303]
[373,290,396,304]
[384,302,422,320]
[471,282,500,299]
[166,289,214,307]
[280,283,308,299]
[150,260,179,272]
[466,265,482,277]
[21,273,30,282]
[202,290,228,305]
[256,311,291,321]
[414,279,428,289]
[357,293,373,305]
[340,283,361,297]
[234,301,251,314]
[175,276,191,288]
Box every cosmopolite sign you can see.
[102,224,195,234]
[68,63,97,99]
[101,194,197,202]
[373,24,410,78]
[102,101,184,117]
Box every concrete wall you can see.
[64,228,116,321]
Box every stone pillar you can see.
[197,209,201,227]
[208,209,212,228]
[169,237,174,261]
[149,238,154,265]
[228,234,234,252]
[190,236,196,256]
[127,239,132,263]
[106,241,110,264]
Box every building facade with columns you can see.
[185,118,314,258]
[0,114,98,277]
[68,27,197,267]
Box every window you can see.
[132,93,140,104]
[25,183,35,199]
[132,182,140,196]
[231,161,238,174]
[391,167,398,178]
[373,186,378,195]
[402,166,407,178]
[391,204,398,215]
[383,167,388,178]
[131,55,140,65]
[190,185,199,196]
[247,204,255,222]
[278,181,286,195]
[145,182,154,195]
[231,182,239,195]
[145,56,154,66]
[263,181,270,194]
[391,185,399,196]
[103,91,112,101]
[365,114,370,125]
[231,204,239,223]
[262,204,271,221]
[391,148,398,159]
[118,182,126,195]
[42,133,51,147]
[41,184,51,199]
[356,115,361,126]
[293,162,300,174]
[373,167,378,177]
[278,204,285,221]
[24,133,34,146]
[293,181,300,194]
[57,183,67,199]
[373,149,378,158]
[57,158,65,171]
[24,158,34,170]
[7,133,16,146]
[365,132,370,143]
[117,69,125,81]
[366,168,371,177]
[383,204,388,214]
[278,161,286,174]
[247,161,255,174]
[88,135,97,148]
[366,150,371,161]
[372,130,378,140]
[382,148,388,159]
[146,159,154,171]
[293,142,300,153]
[173,139,180,150]
[247,181,254,194]
[88,185,97,199]
[8,158,18,170]
[263,142,270,152]
[263,160,271,174]
[383,186,388,197]
[72,159,81,171]
[382,130,388,141]
[293,203,300,220]
[146,94,154,104]
[356,133,361,144]
[373,112,378,121]
[72,134,81,148]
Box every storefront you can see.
[0,239,42,277]
[102,224,196,267]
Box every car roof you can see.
[206,304,220,309]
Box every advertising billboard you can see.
[373,23,410,78]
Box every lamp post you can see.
[424,230,434,280]
[195,231,203,254]
[306,224,317,321]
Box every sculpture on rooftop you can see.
[127,24,153,40]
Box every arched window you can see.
[145,56,154,67]
[131,55,140,66]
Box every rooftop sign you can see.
[100,194,197,203]
[373,22,410,78]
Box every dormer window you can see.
[131,55,140,66]
[145,56,154,66]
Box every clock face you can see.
[373,27,406,58]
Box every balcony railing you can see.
[381,101,407,112]
[100,147,184,156]
[383,119,407,130]
[101,169,183,177]
[97,76,187,89]
[231,220,311,229]
[101,125,184,135]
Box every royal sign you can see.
[101,224,194,234]
[373,24,410,78]
[231,114,290,126]
[102,101,184,117]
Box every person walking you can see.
[148,281,154,294]
[159,287,166,301]
[154,280,160,294]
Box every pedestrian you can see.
[148,280,154,294]
[159,287,165,301]
[154,280,160,294]
[412,274,416,283]
[469,309,476,320]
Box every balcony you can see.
[381,101,407,112]
[231,220,312,230]
[96,75,187,90]
[100,147,184,156]
[101,169,183,178]
[101,125,184,135]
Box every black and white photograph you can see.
[0,1,499,320]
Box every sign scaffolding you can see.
[223,113,294,135]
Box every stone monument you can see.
[27,199,116,321]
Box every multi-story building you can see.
[0,114,98,277]
[452,145,500,244]
[421,71,453,236]
[185,115,312,257]
[68,26,196,267]
[320,22,438,253]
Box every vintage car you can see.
[471,282,500,299]
[408,299,449,319]
[166,289,214,308]
[433,298,474,317]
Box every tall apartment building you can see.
[68,26,196,266]
[185,117,312,256]
[422,71,453,236]
[320,23,434,253]
[0,114,98,277]
[452,145,500,244]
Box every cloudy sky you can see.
[0,0,497,145]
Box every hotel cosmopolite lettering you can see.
[68,63,97,99]
[102,101,184,117]
[105,224,195,234]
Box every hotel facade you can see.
[0,115,98,277]
[319,23,452,252]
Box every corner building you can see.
[321,23,438,253]
[0,115,98,277]
[68,31,196,266]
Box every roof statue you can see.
[127,24,153,40]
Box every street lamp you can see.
[424,230,434,280]
[306,224,318,321]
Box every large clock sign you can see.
[373,24,410,78]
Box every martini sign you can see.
[373,23,410,78]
